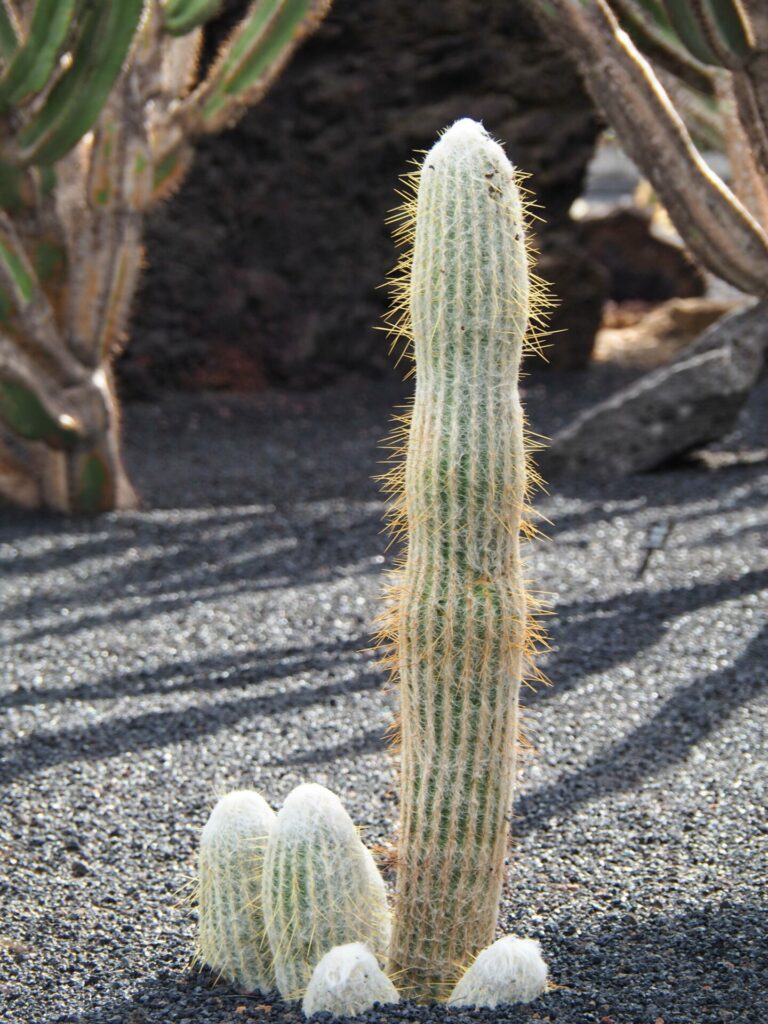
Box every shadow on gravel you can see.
[1,501,383,647]
[534,567,768,704]
[516,624,767,834]
[0,666,387,784]
[0,636,370,709]
[64,901,765,1024]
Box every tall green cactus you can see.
[380,119,546,1002]
[0,0,330,513]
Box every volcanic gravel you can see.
[1,371,766,1024]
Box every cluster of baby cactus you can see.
[196,783,398,1017]
[193,119,550,1017]
[0,0,330,513]
[195,783,547,1017]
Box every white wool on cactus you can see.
[302,943,400,1018]
[447,936,548,1008]
[196,789,276,993]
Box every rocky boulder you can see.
[541,301,768,479]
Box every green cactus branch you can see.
[610,0,715,94]
[0,0,331,511]
[532,0,768,298]
[0,4,19,59]
[152,0,332,177]
[161,0,222,36]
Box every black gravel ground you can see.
[1,371,766,1024]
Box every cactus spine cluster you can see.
[263,784,391,999]
[302,942,400,1018]
[0,0,330,513]
[196,790,275,992]
[447,936,548,1008]
[380,118,545,1001]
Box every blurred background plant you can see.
[129,0,760,399]
[0,0,329,513]
[532,0,768,298]
[4,0,766,512]
[125,0,608,391]
[528,0,768,476]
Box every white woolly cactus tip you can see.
[447,936,548,1008]
[201,788,274,842]
[302,943,400,1018]
[431,117,503,163]
[277,781,350,834]
[197,789,276,993]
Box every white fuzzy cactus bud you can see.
[197,789,276,993]
[262,783,392,1000]
[447,936,548,1008]
[302,942,400,1018]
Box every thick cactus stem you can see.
[447,936,548,1008]
[262,783,391,1000]
[383,118,544,1001]
[0,0,329,512]
[302,943,400,1018]
[197,790,276,993]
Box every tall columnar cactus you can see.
[197,790,276,992]
[532,1,768,298]
[0,0,330,513]
[380,118,546,1002]
[262,783,392,999]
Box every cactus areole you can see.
[383,119,545,1001]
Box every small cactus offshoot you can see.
[262,783,392,1000]
[447,936,548,1008]
[196,790,276,993]
[302,942,400,1018]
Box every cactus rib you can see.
[162,0,222,36]
[0,3,18,59]
[0,0,77,109]
[17,0,145,166]
[183,0,331,133]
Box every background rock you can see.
[578,208,706,302]
[541,301,768,479]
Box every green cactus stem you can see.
[262,783,391,1000]
[0,0,330,512]
[380,118,547,1002]
[197,790,276,993]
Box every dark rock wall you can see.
[122,0,602,392]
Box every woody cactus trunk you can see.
[381,119,545,1002]
[0,0,329,512]
[532,0,768,299]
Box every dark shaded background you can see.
[122,0,603,393]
